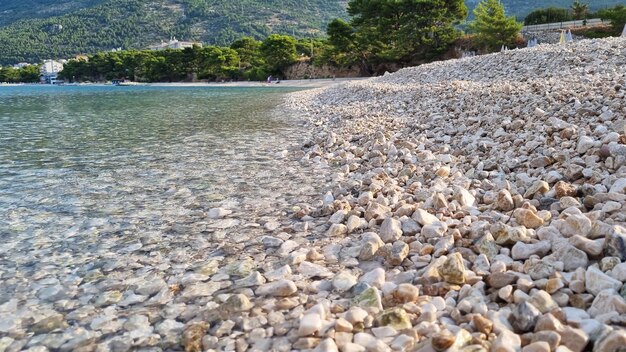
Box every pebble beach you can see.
[2,37,626,351]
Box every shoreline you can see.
[2,37,626,351]
[0,78,369,89]
[148,78,369,89]
[275,37,626,351]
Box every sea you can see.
[0,85,326,308]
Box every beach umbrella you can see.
[622,24,626,37]
[501,45,506,52]
[560,30,566,44]
[566,30,574,42]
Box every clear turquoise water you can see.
[0,85,294,172]
[0,85,307,277]
[0,85,334,345]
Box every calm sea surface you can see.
[0,85,326,306]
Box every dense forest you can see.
[466,0,624,20]
[0,0,347,65]
[0,0,623,65]
[59,35,309,82]
[57,0,470,83]
[0,65,40,83]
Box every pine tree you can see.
[469,0,522,52]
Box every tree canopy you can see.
[469,0,522,51]
[260,34,298,74]
[0,65,40,83]
[571,1,589,20]
[524,7,572,25]
[324,0,468,73]
[597,5,626,32]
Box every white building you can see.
[40,60,65,84]
[148,38,202,51]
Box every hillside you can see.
[0,0,623,65]
[465,0,625,19]
[0,0,348,65]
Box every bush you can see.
[597,5,626,33]
[525,7,572,25]
[571,25,616,38]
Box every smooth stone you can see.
[222,294,253,313]
[522,341,551,352]
[345,307,369,324]
[603,226,626,260]
[585,266,622,295]
[511,301,541,333]
[298,313,323,336]
[529,290,558,314]
[514,208,544,228]
[431,331,455,351]
[380,218,403,243]
[392,284,419,303]
[524,180,549,198]
[438,252,466,285]
[352,287,383,311]
[387,241,409,266]
[181,282,220,300]
[495,189,515,211]
[255,280,297,297]
[314,338,339,352]
[512,241,551,260]
[360,268,385,288]
[208,208,232,219]
[412,209,439,226]
[376,308,411,330]
[327,223,348,237]
[492,329,521,352]
[333,271,358,293]
[299,261,333,278]
[609,178,626,194]
[552,245,588,272]
[594,329,626,352]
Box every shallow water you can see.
[0,85,329,344]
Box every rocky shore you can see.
[281,37,626,351]
[1,37,625,352]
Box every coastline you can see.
[147,78,369,89]
[270,37,626,351]
[0,78,368,89]
[2,37,626,351]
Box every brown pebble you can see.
[432,331,456,351]
[473,314,493,334]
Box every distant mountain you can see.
[0,0,622,65]
[465,0,624,20]
[0,0,348,64]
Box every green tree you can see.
[571,0,589,20]
[524,7,572,25]
[597,5,626,32]
[469,0,522,51]
[18,65,40,82]
[330,0,467,73]
[197,46,240,80]
[260,34,298,75]
[231,37,264,69]
[324,19,365,68]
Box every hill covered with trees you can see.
[0,0,348,65]
[1,0,624,65]
[466,0,624,19]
